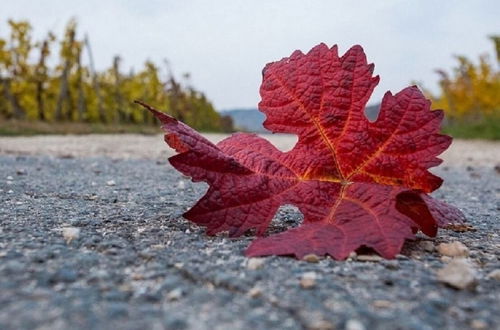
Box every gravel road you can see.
[0,134,499,330]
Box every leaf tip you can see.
[134,100,177,124]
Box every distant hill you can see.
[365,104,380,121]
[222,104,380,133]
[221,109,268,132]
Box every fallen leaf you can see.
[137,43,465,260]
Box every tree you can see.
[427,36,500,121]
[0,18,233,132]
[3,20,33,119]
[34,32,55,120]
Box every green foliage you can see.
[441,115,500,140]
[0,19,233,132]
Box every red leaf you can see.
[135,43,465,260]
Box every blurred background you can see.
[0,0,498,138]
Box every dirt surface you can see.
[0,134,499,330]
[0,133,498,166]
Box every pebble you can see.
[345,319,365,330]
[440,256,452,263]
[372,300,392,309]
[348,251,357,259]
[437,259,477,290]
[486,269,500,281]
[381,260,400,270]
[419,241,435,252]
[106,180,116,186]
[470,319,489,329]
[308,319,334,330]
[247,287,262,298]
[437,241,469,257]
[246,258,265,270]
[302,254,320,263]
[61,227,81,244]
[300,272,317,289]
[167,288,183,301]
[356,254,383,262]
[131,273,145,280]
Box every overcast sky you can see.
[1,1,499,110]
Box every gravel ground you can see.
[0,135,499,330]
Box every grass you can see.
[442,117,500,140]
[0,119,160,136]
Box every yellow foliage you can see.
[428,36,500,121]
[0,19,233,132]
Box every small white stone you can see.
[372,300,392,309]
[62,227,80,244]
[487,269,500,281]
[437,258,477,290]
[177,180,186,189]
[167,288,183,301]
[470,319,488,329]
[437,241,469,257]
[246,258,265,270]
[6,176,13,180]
[441,256,452,263]
[309,319,334,330]
[106,180,116,186]
[247,287,262,298]
[356,254,383,262]
[300,272,317,289]
[345,319,365,330]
